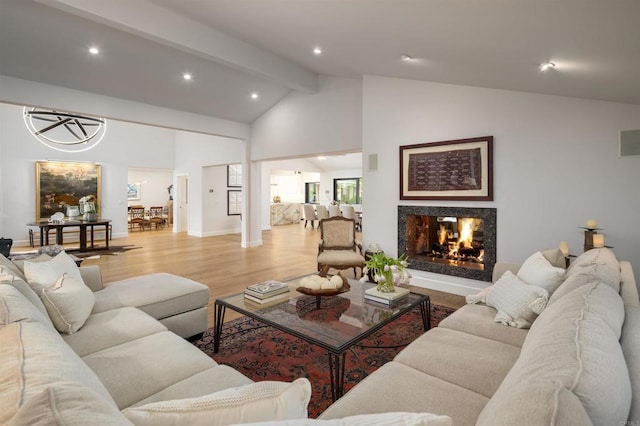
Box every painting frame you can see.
[127,183,141,201]
[227,190,242,216]
[36,161,102,220]
[399,136,493,201]
[227,164,242,187]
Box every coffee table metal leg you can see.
[213,303,226,354]
[419,297,431,331]
[328,352,346,401]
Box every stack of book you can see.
[244,280,290,304]
[364,286,410,307]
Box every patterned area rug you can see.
[193,302,456,418]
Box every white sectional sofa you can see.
[321,248,640,425]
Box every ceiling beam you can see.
[35,0,318,93]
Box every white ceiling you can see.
[1,0,639,128]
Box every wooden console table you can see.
[26,219,111,252]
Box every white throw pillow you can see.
[122,378,312,426]
[486,271,549,328]
[517,251,565,294]
[40,273,95,334]
[24,251,84,292]
[235,412,452,425]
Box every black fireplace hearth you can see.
[398,206,497,282]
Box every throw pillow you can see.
[24,251,84,293]
[40,273,95,334]
[517,251,565,294]
[0,254,27,281]
[8,384,132,426]
[237,412,452,425]
[465,285,492,304]
[122,378,312,426]
[0,266,51,320]
[0,284,54,329]
[485,271,549,328]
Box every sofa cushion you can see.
[82,331,217,409]
[0,284,53,329]
[478,282,630,425]
[394,327,520,398]
[132,365,253,407]
[437,304,528,348]
[320,362,489,426]
[622,306,640,423]
[92,273,209,320]
[516,251,565,294]
[40,273,95,334]
[0,321,116,424]
[0,268,50,320]
[7,384,133,426]
[122,378,311,426]
[237,412,452,426]
[485,271,548,328]
[62,307,167,357]
[23,251,85,293]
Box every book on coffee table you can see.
[364,286,410,306]
[244,291,290,305]
[245,280,289,300]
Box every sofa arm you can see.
[79,265,104,292]
[492,262,520,283]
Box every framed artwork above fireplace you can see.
[400,136,493,201]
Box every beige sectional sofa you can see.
[321,248,640,425]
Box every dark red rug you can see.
[193,302,456,418]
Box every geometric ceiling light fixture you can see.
[23,107,107,153]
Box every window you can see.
[333,178,362,204]
[305,182,320,203]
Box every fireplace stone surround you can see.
[398,205,497,282]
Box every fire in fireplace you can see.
[398,206,497,282]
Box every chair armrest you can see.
[79,265,104,292]
[356,242,363,254]
[492,262,520,283]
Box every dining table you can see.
[26,219,111,252]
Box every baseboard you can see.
[409,269,488,296]
[241,239,263,248]
[201,229,241,238]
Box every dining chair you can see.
[148,206,165,230]
[328,205,341,217]
[128,207,148,231]
[317,216,365,277]
[302,204,318,228]
[341,205,355,219]
[316,205,329,223]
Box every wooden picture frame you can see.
[227,164,242,187]
[227,190,241,216]
[399,136,493,201]
[36,161,102,220]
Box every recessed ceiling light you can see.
[183,73,192,81]
[88,46,99,55]
[401,54,414,61]
[317,156,327,160]
[313,47,323,56]
[250,92,259,100]
[540,61,556,71]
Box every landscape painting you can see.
[36,161,102,220]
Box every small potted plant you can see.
[360,252,411,293]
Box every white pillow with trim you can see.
[517,251,565,294]
[486,271,549,328]
[122,378,311,426]
[24,251,84,292]
[40,273,95,334]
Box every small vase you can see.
[376,270,396,293]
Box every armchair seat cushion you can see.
[318,250,365,267]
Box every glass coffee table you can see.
[213,274,430,401]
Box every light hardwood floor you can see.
[73,223,465,327]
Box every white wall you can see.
[202,165,242,236]
[174,131,245,237]
[127,168,173,208]
[362,75,640,294]
[250,76,362,161]
[0,103,175,243]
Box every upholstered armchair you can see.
[317,217,365,277]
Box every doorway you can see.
[176,175,188,232]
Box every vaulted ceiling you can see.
[1,0,639,125]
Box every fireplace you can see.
[398,206,497,282]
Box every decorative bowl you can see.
[296,271,350,297]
